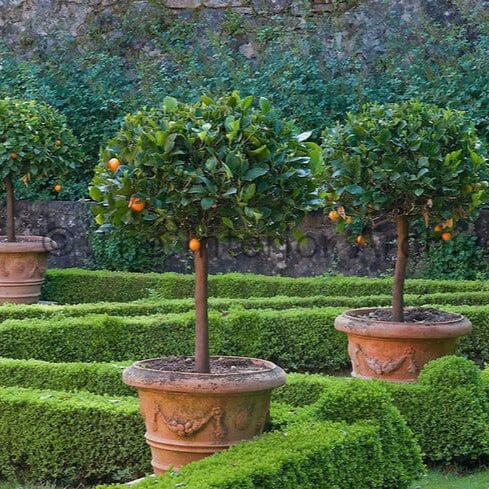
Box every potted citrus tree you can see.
[90,92,321,473]
[0,98,80,304]
[322,101,488,382]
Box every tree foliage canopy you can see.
[321,101,489,233]
[0,98,80,185]
[91,92,322,244]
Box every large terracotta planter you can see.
[0,236,57,304]
[335,308,472,383]
[123,356,286,474]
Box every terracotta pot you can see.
[123,356,286,474]
[335,308,472,383]
[0,236,57,304]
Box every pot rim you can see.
[0,236,57,253]
[335,307,472,339]
[123,355,287,394]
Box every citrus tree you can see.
[321,101,489,322]
[0,98,81,242]
[90,92,322,373]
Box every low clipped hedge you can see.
[6,290,489,323]
[4,304,489,370]
[0,309,348,371]
[0,358,134,397]
[42,268,489,304]
[0,370,423,488]
[275,357,489,467]
[1,355,486,474]
[0,387,146,486]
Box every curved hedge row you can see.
[0,372,423,488]
[42,269,489,304]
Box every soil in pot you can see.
[354,307,460,323]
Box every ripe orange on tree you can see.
[108,158,121,171]
[434,224,443,232]
[128,196,145,212]
[54,184,62,192]
[441,232,452,241]
[10,153,17,159]
[356,235,366,245]
[189,239,201,252]
[328,210,340,221]
[55,140,62,146]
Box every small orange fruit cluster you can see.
[434,218,453,241]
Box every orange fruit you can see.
[10,153,17,159]
[356,235,366,245]
[55,140,62,146]
[328,210,340,221]
[434,224,443,233]
[346,217,353,224]
[54,184,62,192]
[108,158,121,172]
[189,238,201,252]
[441,232,452,241]
[128,197,145,212]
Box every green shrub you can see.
[7,290,489,323]
[0,387,147,486]
[41,268,489,304]
[312,379,424,489]
[0,358,133,397]
[0,309,347,371]
[388,356,489,466]
[5,304,489,370]
[414,234,489,281]
[106,421,386,489]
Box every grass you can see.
[1,471,488,488]
[412,469,489,488]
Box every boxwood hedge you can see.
[3,304,489,370]
[42,268,489,304]
[4,290,489,323]
[0,387,147,486]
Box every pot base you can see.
[335,308,472,382]
[123,356,286,474]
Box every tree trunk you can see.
[3,177,16,242]
[392,215,409,322]
[194,238,210,373]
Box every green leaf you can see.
[201,198,214,210]
[259,97,271,114]
[163,97,178,111]
[244,167,268,181]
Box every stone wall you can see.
[1,201,488,277]
[0,0,460,55]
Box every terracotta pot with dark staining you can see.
[0,236,57,304]
[335,308,472,383]
[123,356,286,474]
